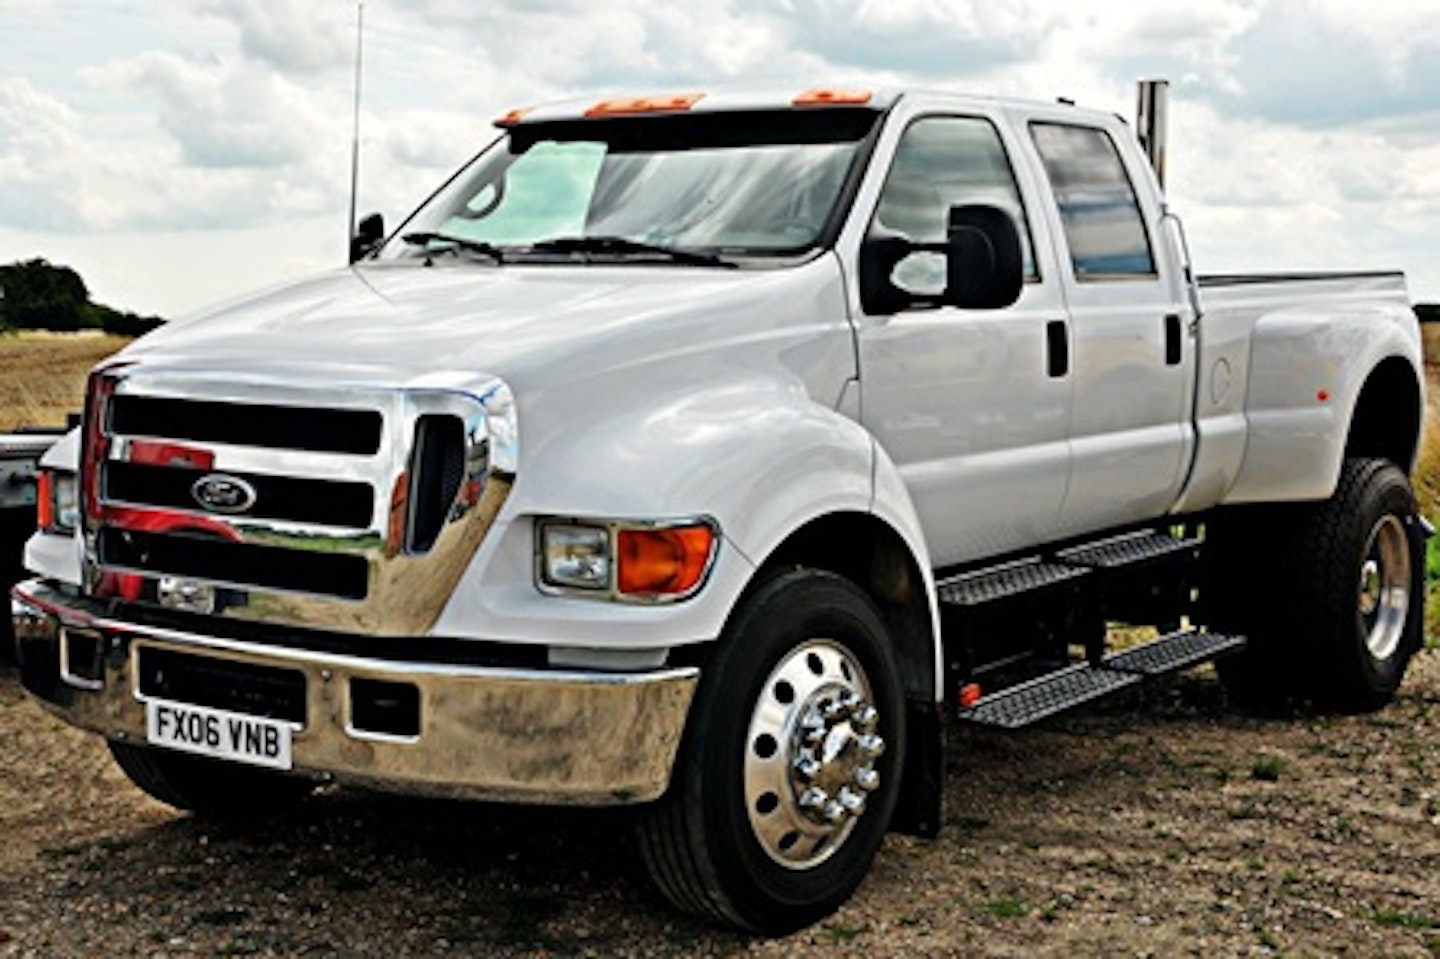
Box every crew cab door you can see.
[1024,117,1196,536]
[852,112,1073,567]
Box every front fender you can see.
[431,377,903,652]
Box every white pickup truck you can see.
[9,83,1426,933]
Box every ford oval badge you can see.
[191,474,257,514]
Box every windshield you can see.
[381,108,880,263]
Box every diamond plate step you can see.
[1104,630,1246,676]
[957,663,1142,729]
[957,630,1247,729]
[1055,531,1200,570]
[936,560,1089,608]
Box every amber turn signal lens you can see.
[494,106,533,128]
[617,525,715,596]
[36,470,54,531]
[793,88,872,106]
[586,93,704,117]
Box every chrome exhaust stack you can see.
[1137,79,1169,188]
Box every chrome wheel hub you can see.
[1357,514,1410,660]
[744,639,883,869]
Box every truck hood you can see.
[120,261,828,393]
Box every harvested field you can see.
[0,331,130,431]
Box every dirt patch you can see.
[4,655,1440,957]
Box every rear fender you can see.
[1224,303,1422,504]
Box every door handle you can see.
[1046,320,1068,378]
[1164,314,1182,366]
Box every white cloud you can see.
[91,51,333,169]
[773,0,1049,77]
[1179,0,1440,127]
[200,0,352,74]
[0,78,89,231]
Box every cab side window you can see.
[872,116,1037,279]
[1029,123,1155,278]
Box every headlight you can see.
[540,522,612,591]
[537,517,718,602]
[37,469,78,535]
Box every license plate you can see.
[145,699,293,771]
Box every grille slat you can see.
[100,528,370,600]
[110,395,383,455]
[105,461,373,528]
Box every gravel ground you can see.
[5,650,1440,957]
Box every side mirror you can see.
[349,212,385,264]
[858,204,1023,315]
[858,235,917,315]
[945,204,1023,310]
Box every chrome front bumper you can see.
[10,579,698,805]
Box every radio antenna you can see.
[346,0,365,259]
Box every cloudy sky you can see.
[3,0,1440,317]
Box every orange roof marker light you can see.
[793,88,873,107]
[585,93,705,117]
[493,106,534,128]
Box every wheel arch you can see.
[1345,355,1423,474]
[756,511,936,705]
[745,510,944,839]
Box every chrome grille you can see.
[81,367,516,636]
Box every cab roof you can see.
[492,84,1113,129]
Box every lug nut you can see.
[857,734,886,760]
[838,787,866,816]
[799,787,828,812]
[852,704,879,732]
[821,696,849,721]
[823,799,847,824]
[801,716,827,745]
[792,755,822,782]
[853,766,880,792]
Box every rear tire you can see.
[1208,458,1424,712]
[637,569,905,934]
[109,742,315,816]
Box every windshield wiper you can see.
[401,231,506,264]
[526,236,734,268]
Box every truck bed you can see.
[1198,270,1408,305]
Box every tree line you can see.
[0,258,165,337]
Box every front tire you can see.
[637,569,905,934]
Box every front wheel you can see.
[637,569,905,934]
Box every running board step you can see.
[1055,530,1200,570]
[957,663,1141,729]
[957,629,1246,729]
[936,559,1089,607]
[1103,629,1246,676]
[936,531,1198,609]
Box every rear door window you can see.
[1029,123,1154,279]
